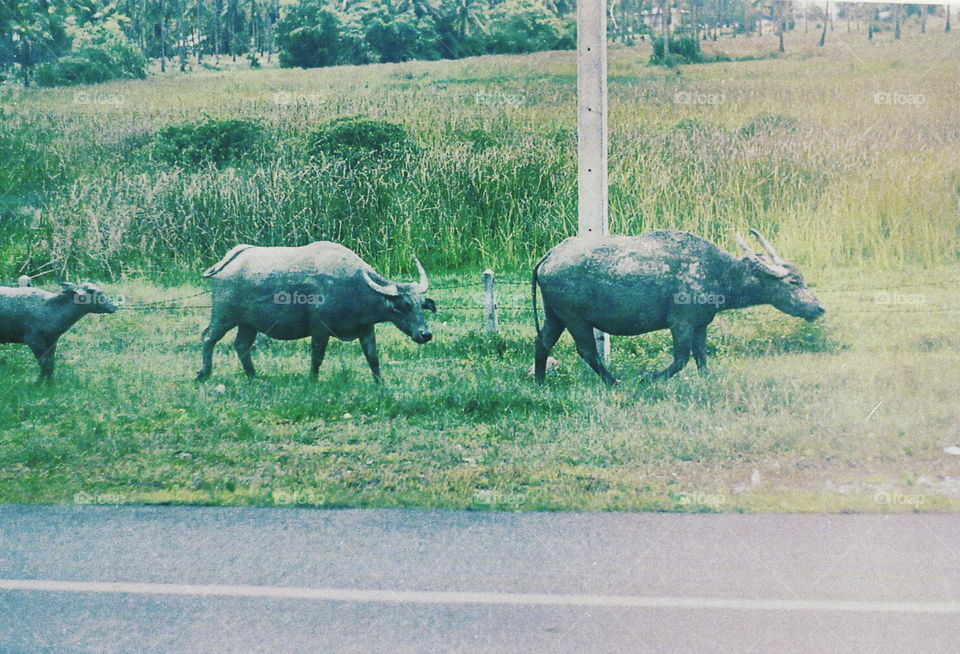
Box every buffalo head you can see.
[362,258,436,343]
[736,229,825,322]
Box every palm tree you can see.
[660,0,670,54]
[818,1,828,46]
[4,0,71,85]
[177,0,187,70]
[196,0,204,64]
[411,0,487,58]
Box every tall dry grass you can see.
[2,28,957,279]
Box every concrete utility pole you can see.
[577,0,611,362]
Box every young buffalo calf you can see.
[0,282,117,379]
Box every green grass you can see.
[1,29,958,512]
[1,29,958,278]
[0,267,957,512]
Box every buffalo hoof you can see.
[526,357,561,377]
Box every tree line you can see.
[0,0,953,85]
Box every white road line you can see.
[1,579,959,614]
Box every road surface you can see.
[1,506,959,652]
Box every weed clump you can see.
[150,118,266,167]
[309,116,416,164]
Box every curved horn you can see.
[737,233,789,278]
[413,258,429,293]
[362,269,399,297]
[749,229,784,264]
[735,233,755,257]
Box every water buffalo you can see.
[0,282,117,379]
[532,229,825,385]
[197,242,436,383]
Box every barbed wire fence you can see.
[9,270,959,321]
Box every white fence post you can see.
[482,269,498,334]
[578,0,611,362]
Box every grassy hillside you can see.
[2,29,958,279]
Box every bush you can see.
[34,25,146,87]
[277,1,345,68]
[650,35,702,65]
[363,10,439,63]
[486,0,576,54]
[150,118,266,167]
[459,128,498,151]
[309,116,415,162]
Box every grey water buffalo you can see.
[197,242,436,383]
[0,282,117,379]
[532,229,825,386]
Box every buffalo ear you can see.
[59,281,78,293]
[423,298,437,313]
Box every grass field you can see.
[1,265,957,512]
[1,27,958,512]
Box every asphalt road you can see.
[1,505,959,653]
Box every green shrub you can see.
[309,116,415,162]
[34,25,146,87]
[650,35,702,64]
[486,0,576,54]
[150,118,266,167]
[459,128,498,151]
[277,1,346,68]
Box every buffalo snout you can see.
[413,329,432,344]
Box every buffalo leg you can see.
[234,325,257,378]
[567,323,617,386]
[650,322,694,381]
[692,325,708,372]
[359,328,382,383]
[26,336,56,380]
[311,332,330,378]
[534,311,565,384]
[196,321,234,381]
